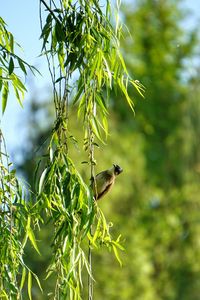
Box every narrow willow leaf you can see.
[18,58,27,75]
[26,216,41,255]
[49,147,53,162]
[73,84,84,105]
[112,245,123,266]
[32,272,43,292]
[10,33,14,52]
[2,81,8,114]
[39,167,48,194]
[130,80,145,98]
[78,256,83,287]
[118,51,128,75]
[102,116,108,138]
[102,55,112,88]
[11,75,26,107]
[8,57,14,75]
[45,269,54,280]
[58,45,66,74]
[95,93,107,114]
[20,267,26,291]
[28,271,32,300]
[90,118,103,143]
[112,240,125,251]
[55,20,65,42]
[118,76,134,112]
[27,226,41,255]
[22,232,28,249]
[92,218,101,245]
[89,54,99,81]
[62,236,68,253]
[0,67,3,91]
[13,75,27,92]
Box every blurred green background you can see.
[13,0,200,299]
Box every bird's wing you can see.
[93,171,115,200]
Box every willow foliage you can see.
[0,18,41,300]
[0,17,38,114]
[0,131,42,299]
[0,0,143,299]
[37,0,143,299]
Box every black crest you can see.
[113,164,123,175]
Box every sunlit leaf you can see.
[2,81,8,114]
[39,167,48,194]
[112,245,122,266]
[20,267,26,291]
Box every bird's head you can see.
[113,164,123,175]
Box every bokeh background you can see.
[1,0,200,299]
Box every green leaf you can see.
[118,75,135,112]
[8,57,14,75]
[13,75,27,92]
[38,167,48,194]
[130,79,145,98]
[112,244,123,266]
[55,20,65,42]
[18,58,27,75]
[10,33,14,52]
[28,271,32,300]
[90,117,104,143]
[26,216,41,255]
[0,67,3,91]
[28,226,41,255]
[73,84,84,105]
[32,272,43,292]
[20,267,26,291]
[2,81,8,114]
[102,54,112,88]
[12,75,26,107]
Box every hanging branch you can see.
[38,0,143,299]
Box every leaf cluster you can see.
[40,0,144,140]
[0,17,38,114]
[34,128,122,298]
[0,132,41,299]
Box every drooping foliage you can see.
[0,17,42,299]
[36,0,142,298]
[0,0,142,299]
[0,17,37,114]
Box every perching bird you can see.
[91,164,123,200]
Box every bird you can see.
[91,164,123,200]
